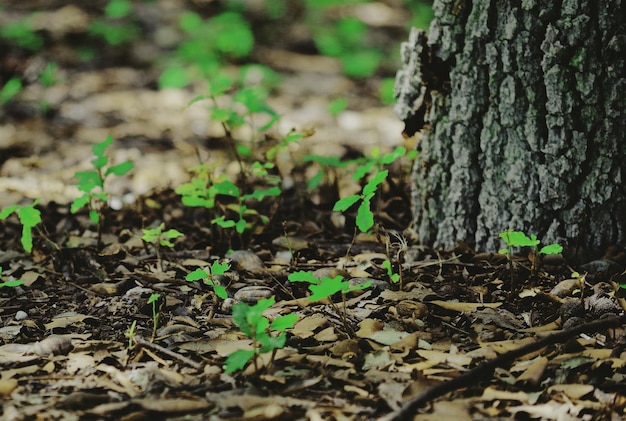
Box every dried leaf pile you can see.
[1,193,626,420]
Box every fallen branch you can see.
[381,314,626,421]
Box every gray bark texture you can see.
[394,0,625,259]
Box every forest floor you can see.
[1,1,626,420]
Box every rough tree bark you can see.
[394,0,625,259]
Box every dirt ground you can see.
[1,1,626,420]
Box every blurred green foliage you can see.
[0,0,434,110]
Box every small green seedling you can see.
[142,223,184,271]
[499,230,563,288]
[0,267,24,288]
[147,293,161,342]
[71,135,134,245]
[125,319,137,349]
[176,170,231,209]
[0,200,42,253]
[498,230,562,255]
[382,260,400,284]
[211,186,282,235]
[177,172,281,240]
[266,131,304,161]
[187,261,230,319]
[352,147,417,182]
[288,271,371,335]
[384,230,409,287]
[184,66,281,172]
[186,262,230,299]
[570,271,587,298]
[224,297,298,374]
[333,169,388,233]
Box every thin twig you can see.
[134,336,202,370]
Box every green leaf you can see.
[182,196,213,208]
[211,261,230,275]
[159,66,189,89]
[258,332,286,353]
[106,161,134,177]
[91,155,107,171]
[179,10,202,33]
[0,279,24,288]
[21,225,34,253]
[499,230,539,247]
[353,161,374,181]
[105,0,132,18]
[235,219,247,234]
[0,205,19,219]
[209,73,234,96]
[213,217,237,228]
[328,98,347,116]
[74,170,103,192]
[210,12,254,58]
[186,268,208,281]
[283,132,303,143]
[0,77,22,105]
[162,228,184,240]
[363,170,388,196]
[288,271,320,284]
[539,244,563,255]
[141,225,162,243]
[341,50,381,78]
[93,136,114,158]
[270,313,298,331]
[224,349,255,374]
[147,293,160,304]
[346,279,372,292]
[381,147,406,165]
[308,276,345,301]
[232,301,253,336]
[18,204,41,227]
[252,297,275,313]
[382,260,393,275]
[89,210,100,224]
[70,194,91,214]
[379,77,396,105]
[213,180,240,197]
[333,195,360,212]
[355,195,374,232]
[307,172,324,190]
[245,187,281,201]
[212,107,238,124]
[214,284,228,300]
[253,317,270,335]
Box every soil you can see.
[1,2,626,420]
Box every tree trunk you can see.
[394,0,625,259]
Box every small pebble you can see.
[15,311,28,321]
